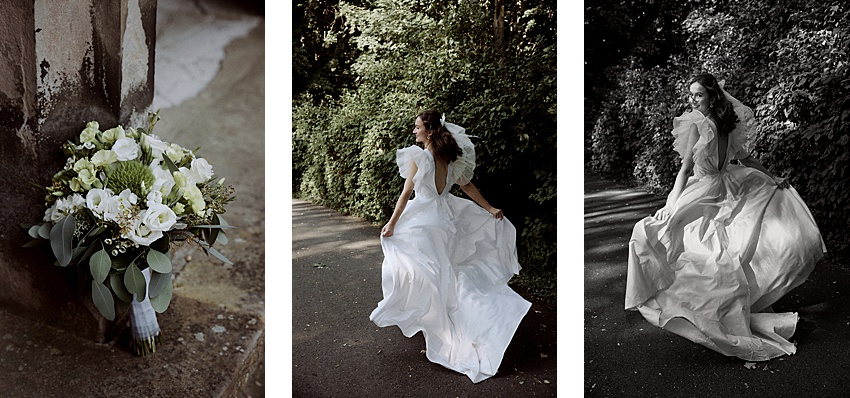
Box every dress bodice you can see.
[671,111,748,178]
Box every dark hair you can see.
[418,110,463,163]
[690,73,738,136]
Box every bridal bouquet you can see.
[23,111,235,354]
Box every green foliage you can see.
[293,0,557,297]
[586,0,850,259]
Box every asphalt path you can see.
[584,171,850,397]
[292,199,557,397]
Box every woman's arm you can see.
[738,155,789,188]
[459,181,504,219]
[381,160,417,237]
[656,124,698,220]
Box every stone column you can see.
[0,0,157,342]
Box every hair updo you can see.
[690,73,738,136]
[418,110,463,163]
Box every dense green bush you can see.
[293,0,557,299]
[586,0,850,259]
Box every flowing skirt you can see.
[625,164,825,361]
[370,194,531,382]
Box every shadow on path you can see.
[584,170,850,397]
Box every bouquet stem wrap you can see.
[130,267,162,356]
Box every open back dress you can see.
[370,134,531,383]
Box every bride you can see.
[369,110,531,383]
[625,73,826,361]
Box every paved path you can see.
[292,199,557,397]
[584,171,850,397]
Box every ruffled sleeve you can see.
[396,145,431,183]
[671,110,710,160]
[727,100,755,160]
[448,128,476,185]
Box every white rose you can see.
[190,158,214,183]
[125,215,162,246]
[143,203,177,232]
[112,137,139,161]
[145,135,167,161]
[150,165,176,196]
[86,188,118,221]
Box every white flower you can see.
[91,149,118,168]
[64,194,86,212]
[115,189,138,214]
[80,121,100,143]
[86,188,118,221]
[165,143,186,163]
[125,215,162,246]
[112,137,140,161]
[43,204,62,223]
[144,135,167,161]
[101,125,126,145]
[146,190,163,207]
[150,165,176,195]
[143,203,177,232]
[179,158,214,186]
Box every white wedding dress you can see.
[370,136,531,383]
[625,103,826,361]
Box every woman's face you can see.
[413,117,428,144]
[689,82,712,115]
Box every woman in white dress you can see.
[370,109,531,383]
[625,73,826,361]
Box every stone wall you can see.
[0,0,156,342]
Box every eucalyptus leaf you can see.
[91,281,115,321]
[49,215,76,267]
[148,271,171,298]
[149,277,173,313]
[206,245,233,265]
[27,225,40,239]
[208,214,221,246]
[146,249,172,273]
[124,263,146,300]
[191,224,236,229]
[37,223,51,239]
[110,273,133,303]
[216,232,229,246]
[89,249,111,284]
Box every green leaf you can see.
[50,215,76,267]
[91,281,115,321]
[148,271,171,298]
[146,249,172,273]
[27,225,40,239]
[124,263,146,300]
[149,278,173,313]
[162,154,180,174]
[110,273,133,303]
[38,223,50,239]
[150,233,170,253]
[206,245,233,265]
[89,249,111,284]
[216,232,229,245]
